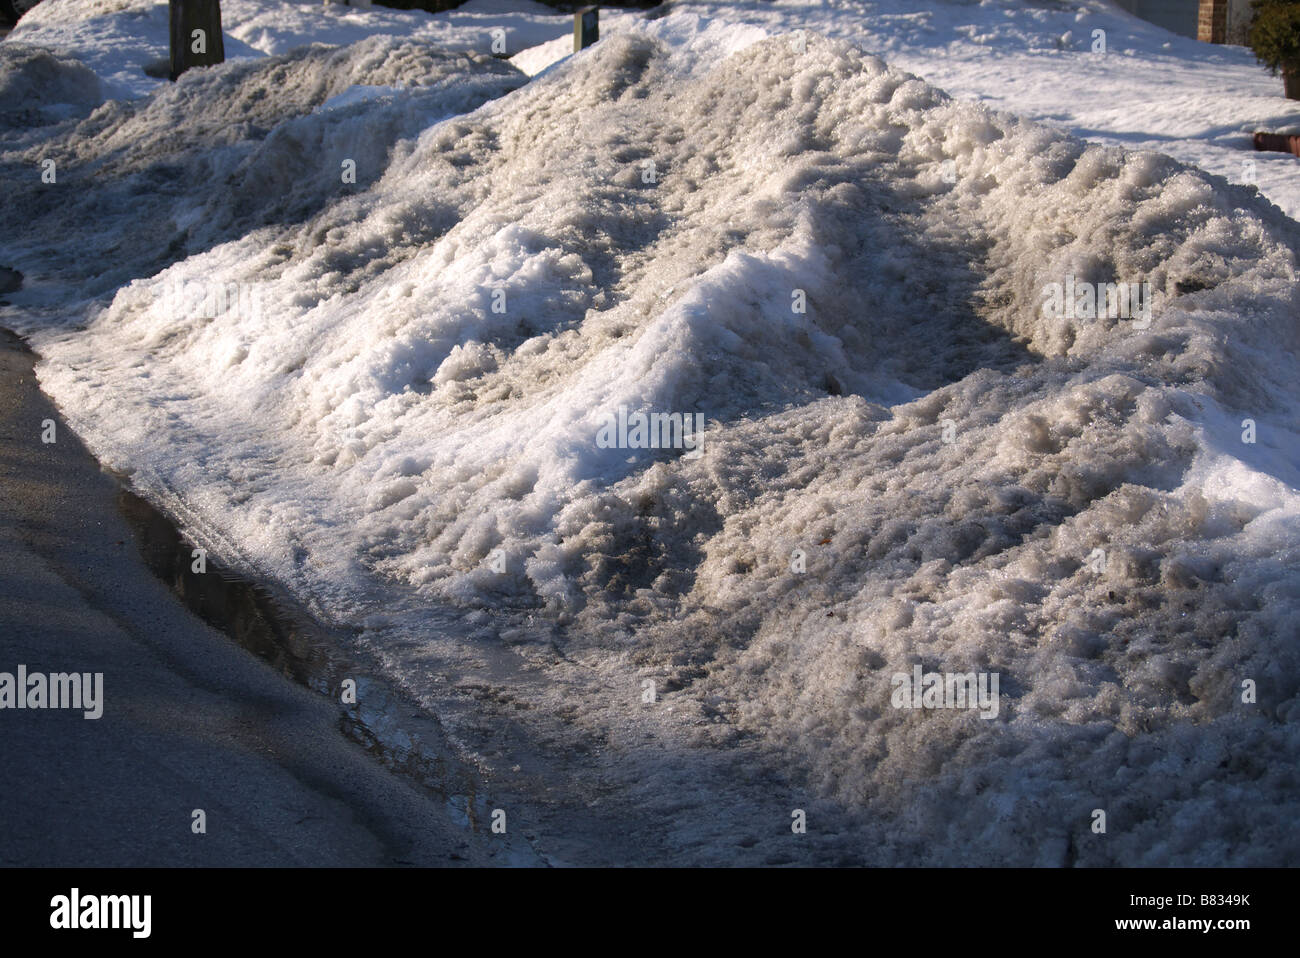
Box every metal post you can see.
[574,6,598,54]
[169,0,226,81]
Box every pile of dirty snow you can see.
[514,0,1300,220]
[2,5,1298,865]
[0,35,524,298]
[8,0,572,98]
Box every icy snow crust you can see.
[0,37,525,298]
[4,14,1300,863]
[11,0,1300,216]
[0,44,104,128]
[9,0,573,99]
[516,0,1300,220]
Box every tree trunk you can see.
[169,0,226,81]
[1284,63,1300,101]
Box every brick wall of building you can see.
[1199,0,1226,44]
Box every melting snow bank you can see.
[0,36,525,299]
[9,20,1300,864]
[8,0,572,99]
[512,0,1300,221]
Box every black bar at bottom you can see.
[2,867,1280,945]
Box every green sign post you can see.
[574,6,598,53]
[169,0,226,80]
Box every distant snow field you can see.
[2,0,1298,864]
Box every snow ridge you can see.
[3,12,1299,864]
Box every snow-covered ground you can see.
[9,0,574,98]
[12,1,1300,218]
[514,0,1300,220]
[2,0,1299,864]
